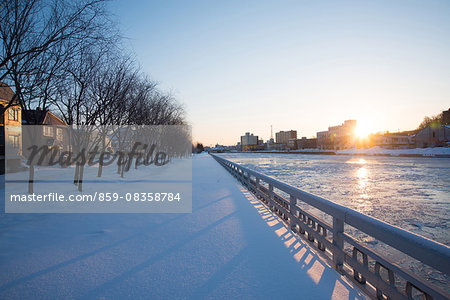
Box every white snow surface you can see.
[256,147,450,156]
[336,146,450,156]
[0,154,367,299]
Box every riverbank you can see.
[226,146,450,158]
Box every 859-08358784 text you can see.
[9,192,182,203]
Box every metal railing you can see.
[211,154,450,300]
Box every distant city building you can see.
[240,132,259,151]
[316,120,357,150]
[266,143,284,151]
[316,131,332,150]
[208,144,238,153]
[415,125,450,148]
[297,137,317,149]
[374,134,414,149]
[442,108,450,125]
[287,138,297,150]
[275,130,297,145]
[287,137,317,150]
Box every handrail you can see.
[211,154,450,300]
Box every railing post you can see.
[289,195,297,232]
[255,178,260,198]
[332,217,344,273]
[268,184,274,209]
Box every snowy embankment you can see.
[0,154,367,299]
[275,147,450,157]
[336,146,450,157]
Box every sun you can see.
[355,122,372,139]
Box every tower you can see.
[268,125,274,144]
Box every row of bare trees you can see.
[2,0,189,193]
[1,0,185,126]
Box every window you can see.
[56,128,63,140]
[43,126,54,137]
[8,108,19,121]
[8,135,19,148]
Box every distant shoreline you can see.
[214,150,450,158]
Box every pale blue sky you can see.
[112,0,450,146]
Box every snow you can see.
[336,146,450,156]
[4,157,192,213]
[265,146,450,157]
[0,154,367,299]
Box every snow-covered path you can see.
[0,154,366,299]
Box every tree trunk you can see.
[98,133,105,177]
[78,164,84,192]
[97,160,103,177]
[74,164,79,186]
[28,164,34,194]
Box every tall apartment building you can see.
[275,130,297,145]
[316,120,357,150]
[240,132,259,151]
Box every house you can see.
[0,82,22,173]
[22,108,69,162]
[22,108,66,126]
[415,125,450,148]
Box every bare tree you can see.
[126,78,185,126]
[0,0,115,113]
[1,0,117,190]
[417,113,443,130]
[2,0,189,191]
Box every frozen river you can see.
[216,153,450,288]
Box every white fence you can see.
[211,154,450,300]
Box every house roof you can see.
[22,109,66,125]
[0,82,16,103]
[22,110,47,124]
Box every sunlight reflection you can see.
[356,167,369,199]
[347,158,367,164]
[356,167,367,181]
